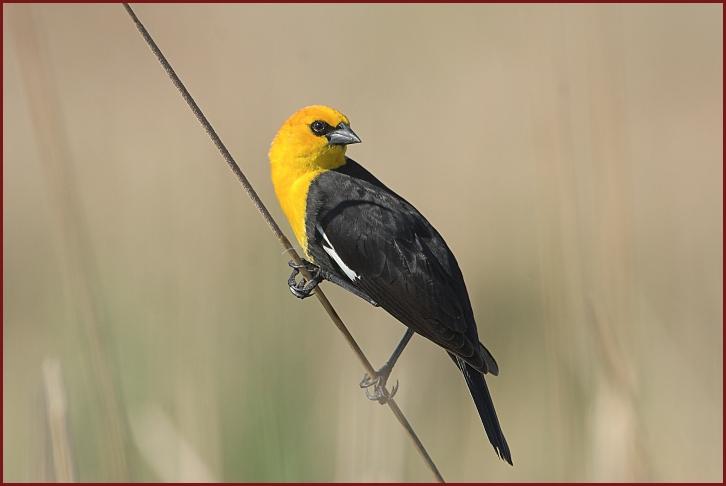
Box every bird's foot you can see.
[287,260,323,299]
[360,365,399,405]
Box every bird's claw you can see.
[360,369,398,405]
[288,260,323,299]
[288,259,319,273]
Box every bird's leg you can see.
[316,269,379,307]
[287,260,379,306]
[287,260,323,299]
[360,328,415,404]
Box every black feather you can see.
[452,354,512,465]
[304,158,512,463]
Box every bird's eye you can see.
[310,120,327,136]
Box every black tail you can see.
[451,353,513,465]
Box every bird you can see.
[269,105,512,465]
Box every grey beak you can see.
[327,123,361,146]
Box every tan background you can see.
[3,3,722,482]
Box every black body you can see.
[305,158,512,464]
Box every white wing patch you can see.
[317,225,359,282]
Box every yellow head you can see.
[269,105,360,168]
[269,105,361,254]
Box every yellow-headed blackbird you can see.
[269,105,512,464]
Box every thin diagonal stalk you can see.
[122,3,444,482]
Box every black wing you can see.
[305,159,497,374]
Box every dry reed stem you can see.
[122,3,444,482]
[42,359,75,482]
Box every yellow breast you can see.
[271,166,324,256]
[270,146,346,258]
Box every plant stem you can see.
[122,3,444,482]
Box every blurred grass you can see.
[3,3,723,482]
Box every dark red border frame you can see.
[1,1,723,484]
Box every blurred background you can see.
[3,3,722,482]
